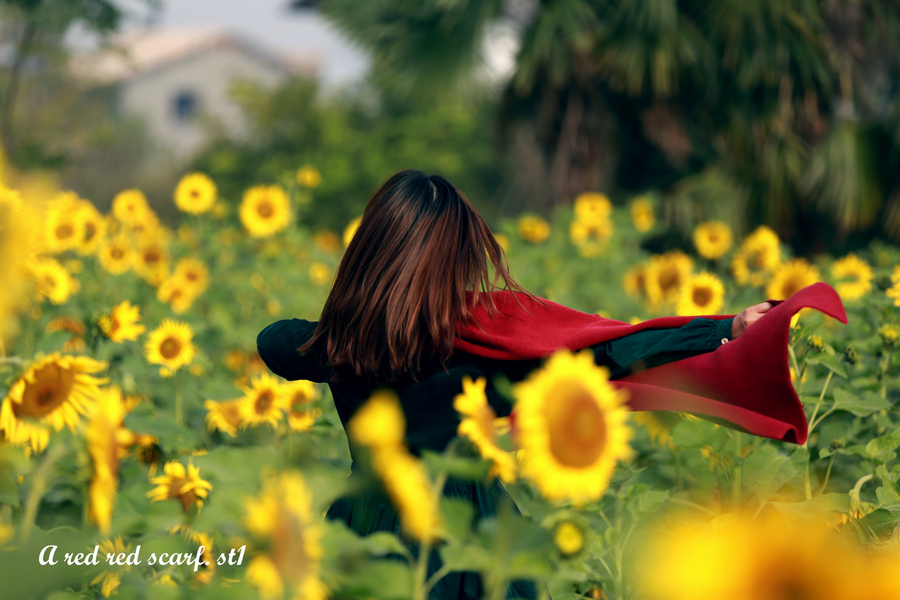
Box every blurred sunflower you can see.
[74,199,105,255]
[86,386,127,534]
[622,264,647,298]
[98,301,146,343]
[309,262,331,286]
[124,211,163,245]
[174,172,217,214]
[693,222,733,260]
[243,472,328,600]
[343,217,362,247]
[203,399,242,437]
[134,239,171,286]
[553,519,586,557]
[0,353,107,453]
[97,234,134,275]
[240,184,291,238]
[513,349,632,503]
[636,511,895,600]
[144,319,195,371]
[296,165,322,188]
[630,197,655,232]
[111,189,151,225]
[494,232,510,252]
[676,272,725,316]
[347,389,406,450]
[830,253,873,301]
[156,276,195,314]
[46,316,87,353]
[731,226,781,286]
[517,215,550,244]
[238,373,286,428]
[0,186,41,342]
[765,258,820,300]
[570,219,613,258]
[172,257,210,297]
[91,537,132,597]
[632,412,675,448]
[888,266,900,307]
[312,229,341,253]
[29,257,78,305]
[574,192,612,226]
[147,459,212,512]
[43,193,85,254]
[282,380,321,432]
[644,251,693,309]
[453,375,516,483]
[349,391,443,542]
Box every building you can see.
[71,27,316,160]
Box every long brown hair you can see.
[299,169,537,383]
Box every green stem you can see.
[0,356,24,366]
[175,368,184,425]
[807,370,834,436]
[21,442,66,543]
[819,454,836,495]
[672,447,684,492]
[880,349,893,399]
[732,431,742,508]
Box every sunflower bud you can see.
[878,324,899,348]
[806,334,824,352]
[843,346,858,365]
[553,520,586,557]
[876,275,892,291]
[830,439,844,451]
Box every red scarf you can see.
[454,283,847,444]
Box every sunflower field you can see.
[2,169,900,600]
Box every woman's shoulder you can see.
[256,318,325,382]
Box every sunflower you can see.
[174,172,217,214]
[517,215,550,244]
[91,537,132,597]
[156,276,196,314]
[282,380,322,432]
[111,189,151,225]
[0,353,107,453]
[630,197,655,232]
[29,257,78,305]
[147,460,212,512]
[123,211,163,245]
[86,386,127,534]
[172,257,210,297]
[312,230,341,253]
[623,264,647,298]
[243,472,328,600]
[347,389,406,450]
[0,186,41,342]
[573,192,612,226]
[144,320,195,371]
[453,375,516,483]
[636,511,891,600]
[765,258,820,300]
[644,251,693,309]
[676,272,725,316]
[570,219,613,258]
[238,373,286,428]
[296,165,322,188]
[309,262,331,286]
[134,239,171,286]
[731,226,781,287]
[830,253,873,301]
[47,316,87,353]
[74,199,105,255]
[512,349,633,503]
[494,232,510,252]
[98,300,146,343]
[693,222,733,260]
[343,217,362,247]
[43,193,85,254]
[553,520,586,557]
[204,399,243,437]
[97,234,134,275]
[240,184,291,238]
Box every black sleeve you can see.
[256,319,327,383]
[594,317,735,379]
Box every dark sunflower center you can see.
[659,268,679,292]
[56,224,74,240]
[257,200,274,218]
[546,385,607,468]
[85,222,97,240]
[190,189,199,198]
[144,250,160,264]
[692,286,712,306]
[256,391,274,414]
[16,364,74,419]
[160,337,182,359]
[111,248,125,260]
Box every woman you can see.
[257,170,842,599]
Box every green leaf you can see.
[628,489,669,515]
[420,451,491,481]
[670,419,715,448]
[771,493,850,520]
[439,542,493,572]
[441,497,475,543]
[866,429,900,462]
[742,445,797,503]
[832,388,890,416]
[806,353,847,378]
[860,508,898,539]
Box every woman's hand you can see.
[732,302,773,339]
